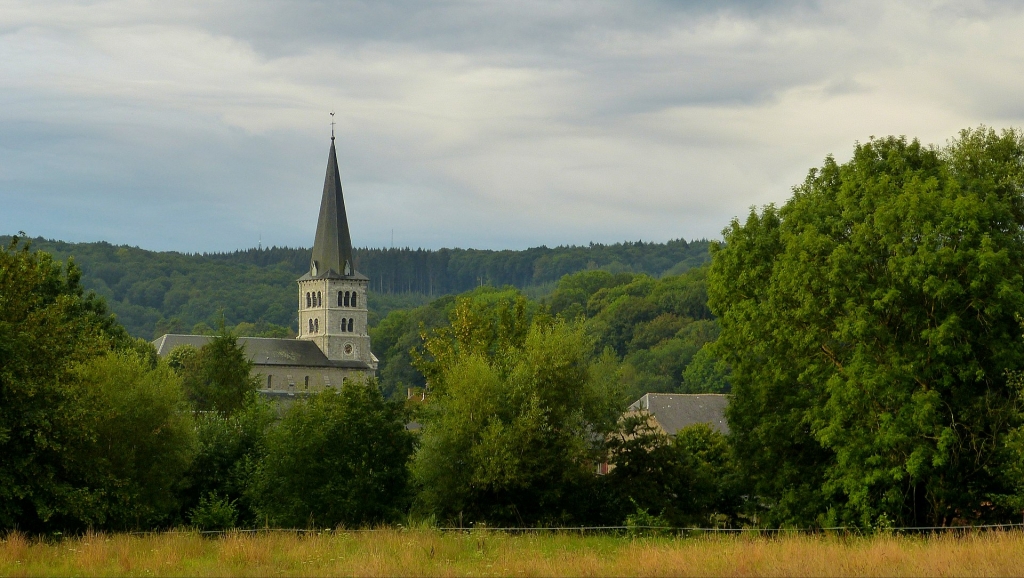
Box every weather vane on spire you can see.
[330,111,336,140]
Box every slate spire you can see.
[310,137,354,277]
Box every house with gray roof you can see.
[627,393,729,435]
[596,393,730,475]
[153,134,377,396]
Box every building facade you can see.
[154,136,377,395]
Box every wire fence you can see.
[117,522,1024,537]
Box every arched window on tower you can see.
[340,318,346,332]
[344,291,350,307]
[351,292,357,308]
[338,291,343,307]
[306,292,311,308]
[348,318,354,332]
[314,318,319,333]
[308,319,313,333]
[318,291,323,307]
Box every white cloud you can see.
[1,0,1023,251]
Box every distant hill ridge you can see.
[2,235,711,338]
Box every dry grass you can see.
[1,528,1023,576]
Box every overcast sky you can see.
[2,1,1023,252]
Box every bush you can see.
[177,393,274,527]
[188,493,238,531]
[625,500,671,538]
[607,416,739,528]
[250,381,414,528]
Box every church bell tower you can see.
[296,135,375,370]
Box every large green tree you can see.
[708,128,1024,527]
[411,291,625,525]
[0,236,118,530]
[176,331,260,415]
[0,235,191,531]
[75,351,197,529]
[249,381,414,528]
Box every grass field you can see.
[2,528,1024,576]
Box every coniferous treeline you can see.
[0,237,710,338]
[207,239,711,295]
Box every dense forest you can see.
[0,237,710,339]
[371,267,728,402]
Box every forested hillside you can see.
[1,236,710,338]
[371,268,729,402]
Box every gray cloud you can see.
[1,0,1023,251]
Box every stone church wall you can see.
[255,363,372,395]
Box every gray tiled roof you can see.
[628,393,729,435]
[152,334,372,370]
[309,138,355,279]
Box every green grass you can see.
[2,528,1023,576]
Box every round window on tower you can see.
[344,343,353,355]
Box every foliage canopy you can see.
[250,382,414,528]
[174,331,260,415]
[411,291,625,525]
[0,235,144,530]
[708,127,1024,527]
[5,237,710,339]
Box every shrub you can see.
[188,493,238,531]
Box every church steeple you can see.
[297,133,374,369]
[310,139,354,277]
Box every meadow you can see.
[2,528,1024,577]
